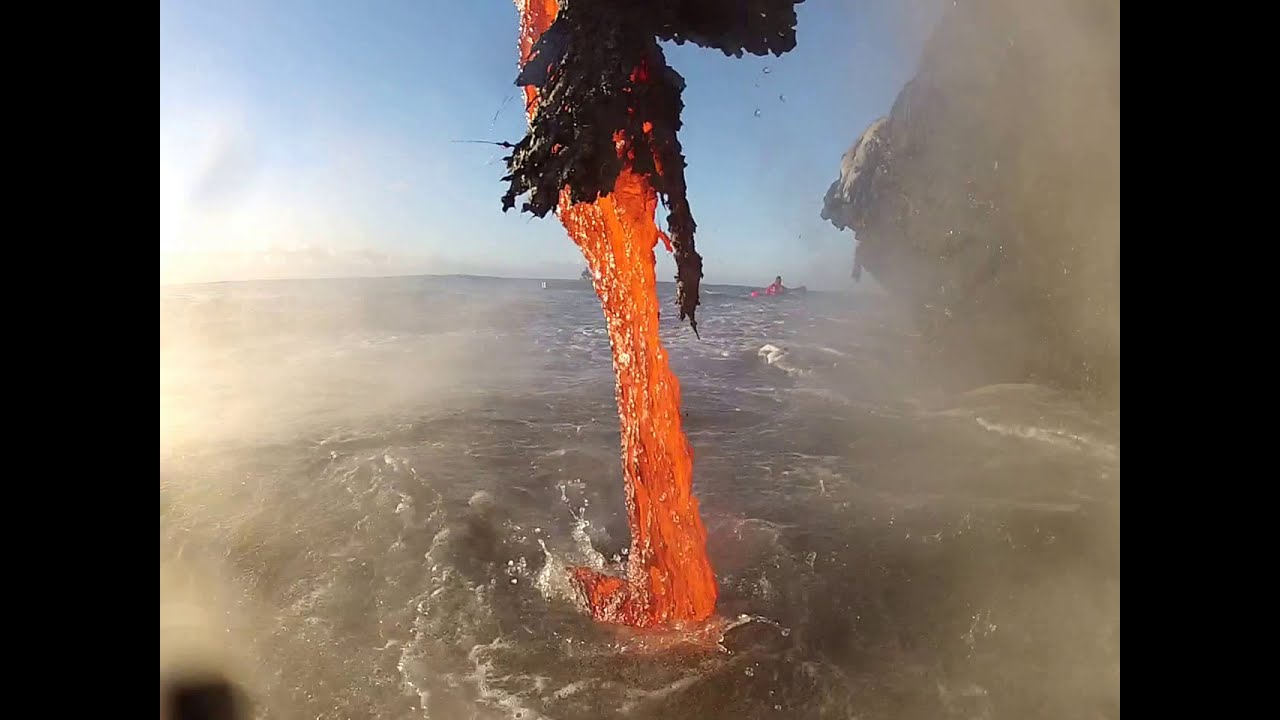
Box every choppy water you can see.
[159,275,1120,720]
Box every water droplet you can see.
[778,94,786,103]
[762,66,772,74]
[510,577,518,584]
[744,667,755,677]
[754,109,762,118]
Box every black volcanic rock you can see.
[503,0,803,335]
[822,0,1119,398]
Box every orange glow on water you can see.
[514,0,717,627]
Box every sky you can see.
[159,0,940,289]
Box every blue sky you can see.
[160,0,939,288]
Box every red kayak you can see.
[750,285,806,298]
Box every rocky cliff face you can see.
[822,0,1119,399]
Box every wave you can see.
[974,417,1119,460]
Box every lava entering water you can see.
[514,0,714,628]
[560,176,718,627]
[506,0,802,627]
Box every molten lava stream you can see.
[515,0,717,628]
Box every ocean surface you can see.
[159,274,1120,720]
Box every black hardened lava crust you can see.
[502,0,804,334]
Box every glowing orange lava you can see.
[515,0,717,628]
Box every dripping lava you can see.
[504,0,803,628]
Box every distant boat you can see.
[542,270,595,291]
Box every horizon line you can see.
[159,270,875,294]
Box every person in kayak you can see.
[765,276,786,295]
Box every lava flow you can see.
[505,0,803,627]
[561,174,717,627]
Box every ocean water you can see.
[159,274,1120,720]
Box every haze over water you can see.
[160,274,1120,720]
